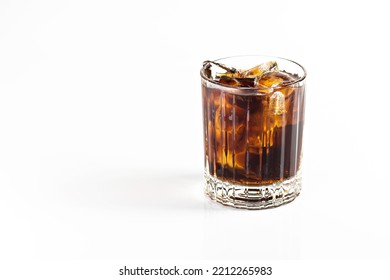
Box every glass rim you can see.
[200,54,307,92]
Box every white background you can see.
[1,0,390,276]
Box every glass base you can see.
[204,168,301,210]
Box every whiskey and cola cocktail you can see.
[201,55,306,209]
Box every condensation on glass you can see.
[201,55,306,209]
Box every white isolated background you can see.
[0,0,389,265]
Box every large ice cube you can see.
[218,76,255,87]
[255,71,293,88]
[240,61,279,78]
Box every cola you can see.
[202,85,304,185]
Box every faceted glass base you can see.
[204,169,302,210]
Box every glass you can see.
[200,55,306,209]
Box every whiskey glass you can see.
[201,55,306,209]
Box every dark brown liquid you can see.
[202,83,305,185]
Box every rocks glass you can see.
[201,55,306,209]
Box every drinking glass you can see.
[201,55,306,209]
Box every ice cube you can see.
[203,61,212,79]
[269,91,285,115]
[203,60,237,80]
[218,76,255,87]
[240,61,279,78]
[255,71,294,88]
